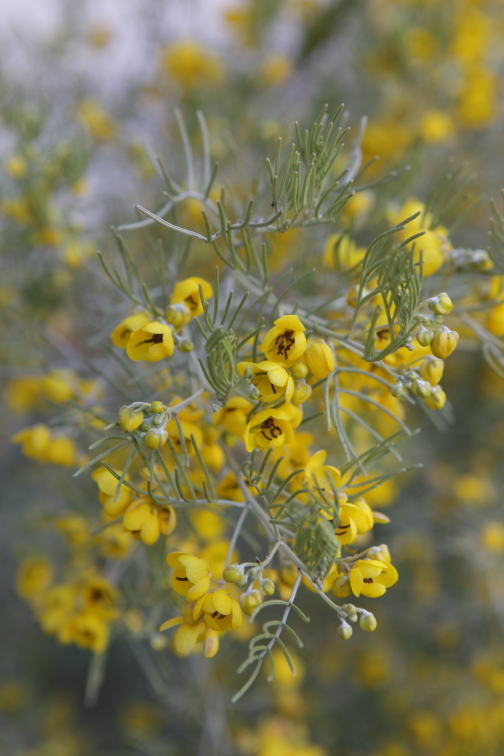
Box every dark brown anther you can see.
[363,577,374,584]
[176,577,190,581]
[260,416,282,441]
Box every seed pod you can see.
[430,330,459,359]
[419,356,444,386]
[359,613,378,632]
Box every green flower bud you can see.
[391,383,403,398]
[177,338,194,352]
[291,359,308,380]
[240,590,262,616]
[248,384,261,401]
[145,428,168,449]
[338,623,353,640]
[413,379,432,398]
[150,401,165,415]
[223,564,245,584]
[243,366,255,380]
[429,292,453,315]
[359,613,378,632]
[417,328,434,347]
[292,380,312,405]
[260,578,275,596]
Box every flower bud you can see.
[119,406,143,433]
[413,379,432,398]
[359,613,377,632]
[430,330,459,359]
[391,382,403,398]
[305,339,335,379]
[429,292,453,315]
[243,366,256,380]
[145,428,168,449]
[177,338,194,352]
[292,380,312,405]
[424,385,446,411]
[223,563,245,584]
[240,590,262,615]
[332,575,351,598]
[247,384,261,401]
[432,314,444,325]
[291,359,308,380]
[260,578,275,596]
[150,401,165,415]
[166,304,190,330]
[419,356,444,386]
[338,622,353,640]
[416,328,434,347]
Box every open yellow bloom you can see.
[167,553,210,601]
[336,498,374,545]
[238,360,294,403]
[261,315,307,366]
[127,322,174,362]
[193,588,243,631]
[110,312,150,349]
[15,557,54,607]
[349,559,398,598]
[91,466,132,517]
[244,408,295,452]
[388,198,451,276]
[304,450,341,493]
[159,613,220,659]
[11,426,77,467]
[214,397,253,436]
[123,498,177,545]
[170,277,212,319]
[160,40,224,88]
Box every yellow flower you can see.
[110,312,150,349]
[305,340,335,379]
[126,322,174,362]
[59,611,111,653]
[486,303,504,337]
[323,233,366,273]
[15,556,54,606]
[193,588,243,631]
[41,370,76,403]
[244,408,295,452]
[167,552,210,601]
[159,614,218,658]
[261,315,307,366]
[336,497,374,545]
[388,199,451,276]
[11,424,51,462]
[76,98,116,141]
[261,54,293,86]
[165,417,203,456]
[420,111,454,144]
[238,360,294,403]
[348,559,398,598]
[123,498,177,545]
[91,466,132,517]
[214,397,253,436]
[160,40,224,88]
[457,66,497,129]
[5,377,42,414]
[169,277,213,323]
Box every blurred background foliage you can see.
[1,0,504,755]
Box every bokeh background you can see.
[1,1,504,754]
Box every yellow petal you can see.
[159,616,183,632]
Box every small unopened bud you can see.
[291,359,308,380]
[139,419,151,432]
[240,590,262,616]
[424,384,446,410]
[260,578,275,596]
[420,356,444,386]
[243,366,256,380]
[150,401,165,415]
[223,564,245,584]
[177,338,194,353]
[119,406,143,433]
[338,622,353,640]
[166,304,190,330]
[145,427,168,449]
[222,432,237,446]
[430,330,459,360]
[417,328,434,347]
[432,314,444,325]
[413,379,432,398]
[359,613,378,632]
[429,292,453,315]
[305,340,335,379]
[248,384,261,401]
[332,575,351,598]
[292,380,312,405]
[391,382,403,398]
